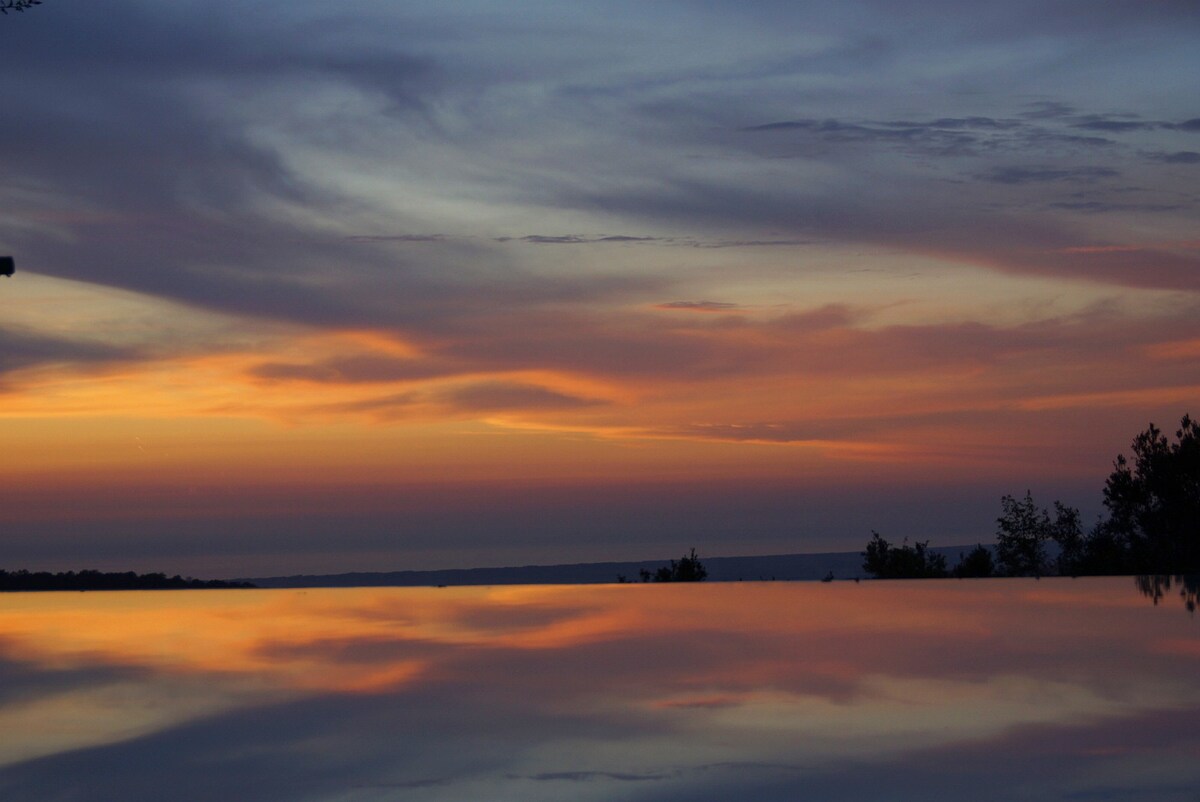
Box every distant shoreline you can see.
[0,569,255,592]
[240,546,984,589]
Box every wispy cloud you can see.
[978,166,1120,184]
[436,381,606,412]
[343,234,449,243]
[655,301,741,312]
[1046,201,1184,213]
[495,234,663,245]
[250,355,459,384]
[0,328,140,379]
[1145,150,1200,164]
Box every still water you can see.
[0,578,1196,801]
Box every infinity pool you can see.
[0,577,1196,800]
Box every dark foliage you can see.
[0,569,255,591]
[994,492,1082,577]
[861,532,948,579]
[1102,415,1199,573]
[862,414,1197,581]
[1062,519,1135,575]
[953,545,995,578]
[1135,574,1198,614]
[0,1,42,14]
[639,548,708,582]
[1050,415,1200,575]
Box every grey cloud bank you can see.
[3,0,1197,327]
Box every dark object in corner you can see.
[0,256,14,277]
[0,1,44,14]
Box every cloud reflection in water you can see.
[0,579,1196,800]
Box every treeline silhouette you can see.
[0,569,255,591]
[864,414,1199,579]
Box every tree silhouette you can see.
[1102,415,1199,573]
[994,492,1047,576]
[953,545,995,578]
[994,492,1081,577]
[861,532,948,579]
[859,415,1196,580]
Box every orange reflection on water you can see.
[0,579,1197,794]
[0,579,1190,697]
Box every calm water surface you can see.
[0,578,1196,801]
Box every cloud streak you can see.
[0,328,139,379]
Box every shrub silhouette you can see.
[640,548,708,582]
[861,532,948,579]
[953,545,995,578]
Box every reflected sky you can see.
[0,579,1196,801]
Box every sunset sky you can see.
[2,1,1198,577]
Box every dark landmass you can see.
[0,569,255,592]
[241,547,973,588]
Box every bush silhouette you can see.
[953,545,995,578]
[640,548,708,582]
[861,532,948,579]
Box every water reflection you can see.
[0,579,1196,801]
[1136,575,1199,613]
